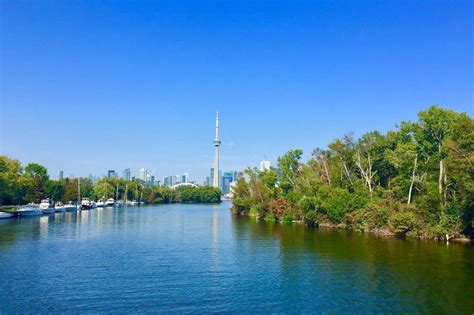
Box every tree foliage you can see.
[231,106,474,240]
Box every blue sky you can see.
[1,0,472,182]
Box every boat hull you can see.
[81,205,92,210]
[18,209,43,217]
[0,212,15,219]
[55,207,65,213]
[64,206,77,212]
[42,208,55,215]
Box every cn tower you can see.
[213,112,221,188]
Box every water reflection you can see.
[230,215,474,313]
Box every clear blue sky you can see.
[1,0,472,182]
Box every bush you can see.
[282,215,294,224]
[269,198,291,218]
[389,211,419,235]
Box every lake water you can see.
[0,202,473,313]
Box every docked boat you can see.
[115,200,124,207]
[0,211,15,219]
[81,198,93,210]
[105,198,115,207]
[17,204,43,217]
[126,200,138,206]
[39,199,55,214]
[54,202,66,213]
[64,202,77,212]
[97,199,105,207]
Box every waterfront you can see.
[0,201,473,313]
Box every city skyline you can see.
[1,1,472,180]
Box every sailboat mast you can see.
[77,177,81,203]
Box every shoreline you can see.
[235,213,473,244]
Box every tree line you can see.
[0,160,222,205]
[231,106,473,240]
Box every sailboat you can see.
[115,184,123,207]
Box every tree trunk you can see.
[407,154,417,205]
[343,162,353,186]
[355,150,375,194]
[438,144,443,195]
[321,157,331,186]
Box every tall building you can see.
[146,174,155,187]
[108,170,116,178]
[260,160,271,172]
[58,170,64,180]
[181,173,189,184]
[163,176,173,187]
[222,171,234,194]
[123,168,131,181]
[213,112,221,188]
[140,168,148,182]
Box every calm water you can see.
[0,202,473,313]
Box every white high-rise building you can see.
[260,160,271,172]
[139,168,148,182]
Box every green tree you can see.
[94,181,114,199]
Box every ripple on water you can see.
[0,203,473,313]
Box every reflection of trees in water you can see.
[231,215,474,313]
[0,219,21,247]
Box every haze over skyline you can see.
[1,1,472,181]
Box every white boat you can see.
[115,200,124,207]
[54,203,66,213]
[97,199,105,207]
[39,199,55,214]
[105,198,115,207]
[64,202,77,212]
[17,204,43,217]
[0,211,15,219]
[81,198,93,210]
[126,200,138,206]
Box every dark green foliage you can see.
[0,157,221,206]
[175,186,221,203]
[231,106,473,240]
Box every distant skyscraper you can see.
[181,173,189,184]
[58,170,64,180]
[260,160,271,172]
[140,168,148,182]
[213,112,221,188]
[163,175,177,187]
[108,170,116,178]
[163,176,171,187]
[222,171,234,194]
[123,168,131,181]
[146,174,155,187]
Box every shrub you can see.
[282,214,294,224]
[389,211,419,235]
